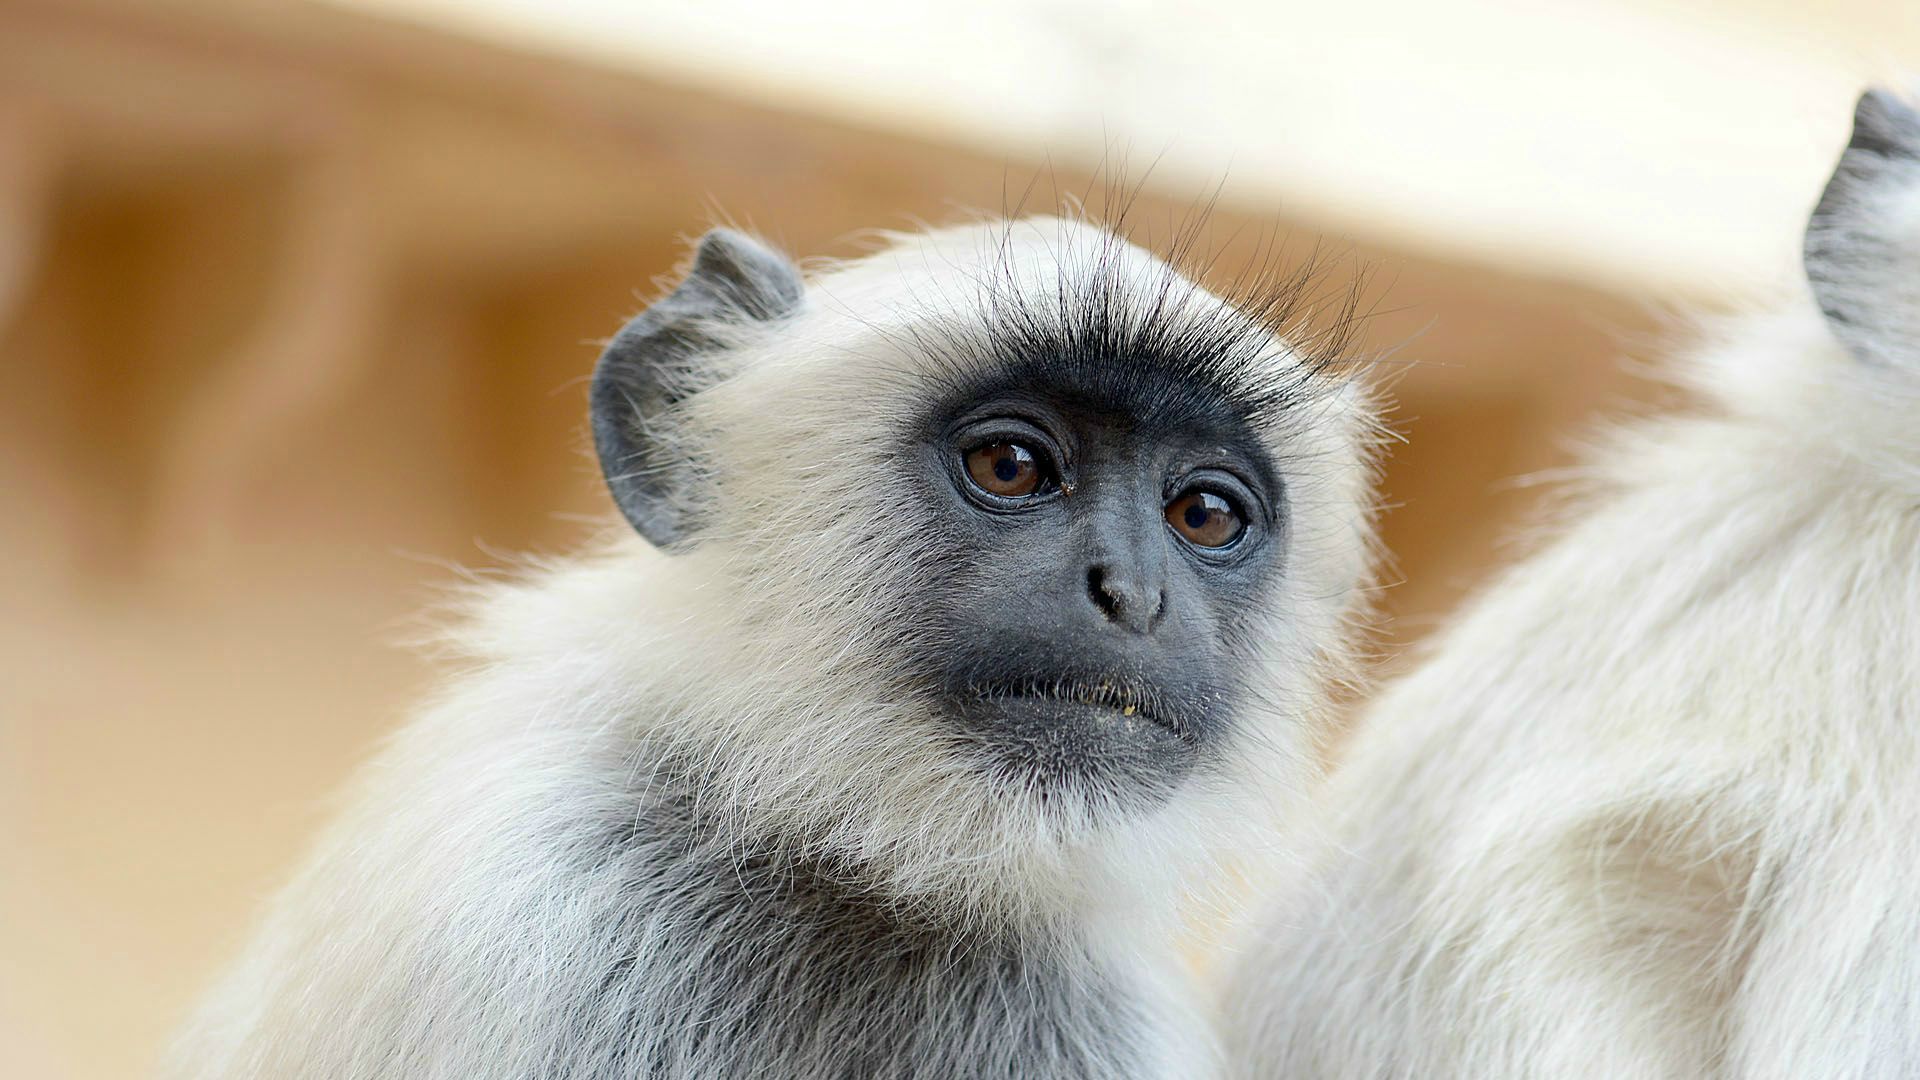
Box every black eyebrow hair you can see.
[895,214,1367,441]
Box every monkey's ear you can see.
[591,228,803,550]
[1804,88,1920,369]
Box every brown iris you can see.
[964,441,1044,498]
[1165,490,1244,548]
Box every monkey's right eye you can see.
[964,442,1048,499]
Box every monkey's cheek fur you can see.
[944,695,1202,805]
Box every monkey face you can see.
[589,218,1374,913]
[908,373,1286,805]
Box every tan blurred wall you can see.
[0,2,1676,1077]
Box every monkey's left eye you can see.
[1166,490,1245,549]
[964,441,1050,499]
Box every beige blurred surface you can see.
[0,1,1890,1076]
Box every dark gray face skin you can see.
[908,380,1285,801]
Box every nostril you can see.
[1087,565,1122,621]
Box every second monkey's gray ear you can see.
[1804,88,1920,369]
[592,228,803,550]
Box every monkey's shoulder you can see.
[521,801,1172,1078]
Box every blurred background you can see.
[2,0,1912,1074]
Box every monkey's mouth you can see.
[963,676,1187,739]
[941,672,1206,798]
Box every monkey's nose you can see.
[1085,564,1165,634]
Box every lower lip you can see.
[977,694,1181,737]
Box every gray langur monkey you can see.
[1224,89,1920,1079]
[166,217,1381,1079]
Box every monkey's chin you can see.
[948,696,1198,805]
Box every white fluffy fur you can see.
[1224,104,1920,1077]
[167,218,1380,1079]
